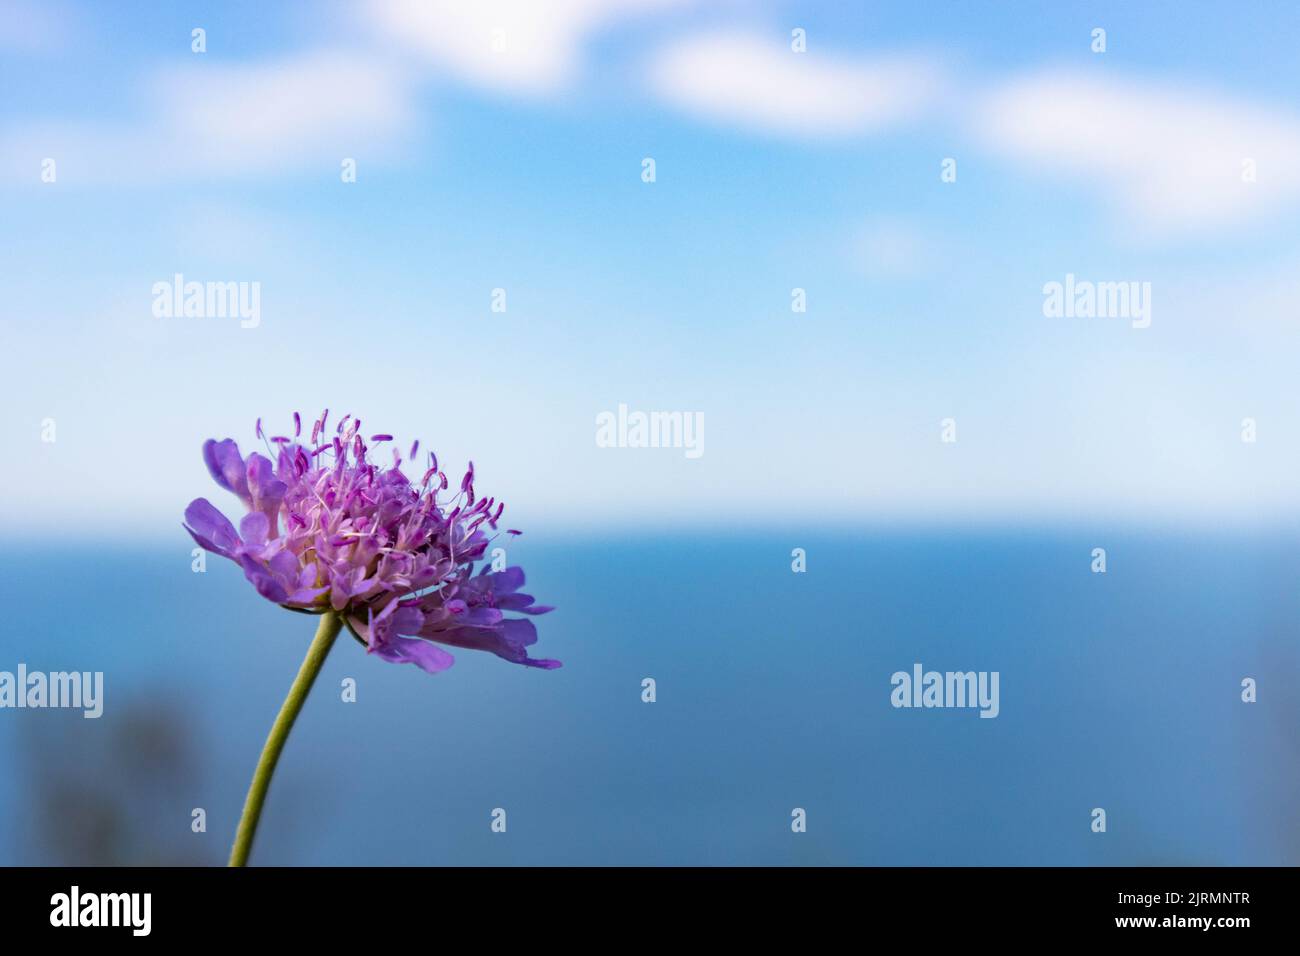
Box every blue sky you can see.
[3,0,1299,536]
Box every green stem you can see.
[229,610,342,867]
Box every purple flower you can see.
[184,412,559,674]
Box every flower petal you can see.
[183,498,241,557]
[237,554,289,603]
[461,606,504,627]
[432,620,561,669]
[283,586,329,606]
[487,566,525,594]
[239,512,270,550]
[203,439,250,503]
[371,636,455,673]
[267,549,300,583]
[246,453,287,529]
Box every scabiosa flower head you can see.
[183,411,559,674]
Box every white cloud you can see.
[850,217,935,279]
[1161,254,1300,350]
[0,0,73,53]
[0,50,417,183]
[976,69,1300,232]
[646,32,945,138]
[365,0,691,95]
[156,52,416,173]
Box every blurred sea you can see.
[1,526,1296,865]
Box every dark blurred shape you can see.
[1263,640,1300,865]
[18,692,216,866]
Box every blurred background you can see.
[1,0,1297,864]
